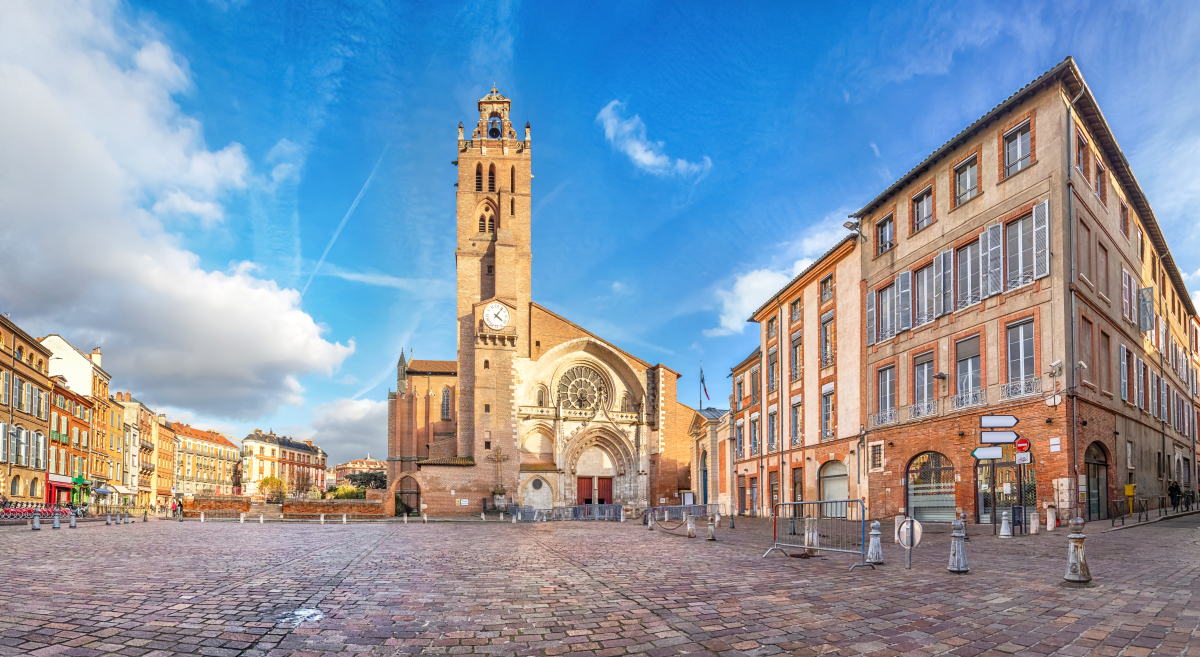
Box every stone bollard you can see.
[648,513,654,531]
[715,512,721,526]
[499,512,504,521]
[69,511,77,529]
[1030,511,1039,535]
[106,512,112,526]
[143,510,148,522]
[947,519,969,573]
[422,513,428,523]
[960,512,969,541]
[686,513,696,538]
[894,514,905,543]
[53,512,60,530]
[707,517,716,541]
[804,517,820,556]
[620,507,625,523]
[32,511,41,531]
[320,514,325,525]
[511,513,516,524]
[481,512,485,521]
[259,513,264,524]
[999,510,1012,538]
[1064,517,1091,583]
[866,521,884,564]
[240,513,245,524]
[1046,507,1057,531]
[403,513,408,524]
[342,514,347,525]
[200,512,205,523]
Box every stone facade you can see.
[387,89,695,515]
[1,316,54,503]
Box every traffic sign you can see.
[1015,437,1031,452]
[972,446,1004,460]
[981,415,1019,429]
[898,518,923,549]
[1015,452,1032,465]
[981,430,1019,444]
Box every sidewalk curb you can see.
[1098,508,1200,533]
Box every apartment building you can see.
[1,315,53,503]
[114,392,156,506]
[852,57,1197,524]
[47,379,95,504]
[173,423,239,496]
[730,235,864,516]
[151,415,176,505]
[241,429,327,498]
[40,336,117,504]
[330,454,386,487]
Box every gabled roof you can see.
[531,302,653,370]
[848,56,1193,317]
[730,347,760,376]
[407,360,457,375]
[749,234,857,321]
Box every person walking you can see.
[1169,481,1182,512]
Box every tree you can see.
[259,476,284,502]
[292,469,314,496]
[346,471,387,490]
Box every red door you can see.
[577,477,592,504]
[597,478,613,505]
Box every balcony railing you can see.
[908,399,939,420]
[1005,154,1031,178]
[821,349,835,367]
[878,240,894,255]
[1000,377,1042,400]
[869,409,898,427]
[877,323,897,341]
[791,367,801,382]
[767,325,777,339]
[767,375,777,393]
[957,290,981,311]
[913,309,935,328]
[791,310,802,323]
[750,442,759,457]
[821,287,833,303]
[956,185,979,205]
[1007,266,1035,291]
[951,389,987,410]
[820,429,835,441]
[139,439,154,451]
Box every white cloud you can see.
[309,398,389,464]
[0,2,352,418]
[611,281,629,296]
[870,142,881,158]
[596,100,712,179]
[706,211,852,337]
[321,263,454,298]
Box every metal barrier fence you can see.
[548,504,623,521]
[645,504,721,521]
[764,499,874,571]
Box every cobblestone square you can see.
[2,516,1199,656]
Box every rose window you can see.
[557,365,609,410]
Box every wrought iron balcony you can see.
[877,324,897,341]
[951,389,987,410]
[957,291,981,312]
[913,309,936,328]
[820,429,836,441]
[139,439,154,451]
[821,288,834,302]
[908,399,939,420]
[1000,377,1042,400]
[956,185,979,205]
[869,409,898,427]
[1007,267,1035,291]
[821,349,835,367]
[767,375,777,393]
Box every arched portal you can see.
[564,427,639,507]
[397,476,420,516]
[906,452,956,522]
[1084,442,1109,521]
[819,460,848,501]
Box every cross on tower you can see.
[486,448,510,491]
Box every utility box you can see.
[1124,483,1137,513]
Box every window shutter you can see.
[1033,200,1050,279]
[932,252,943,317]
[1137,358,1144,408]
[986,223,1003,296]
[897,271,912,331]
[1139,288,1154,332]
[1120,345,1128,401]
[939,249,954,316]
[1122,271,1130,320]
[866,289,876,346]
[0,423,5,463]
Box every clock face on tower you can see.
[483,302,509,330]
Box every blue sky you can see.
[2,1,1199,465]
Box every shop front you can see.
[47,473,74,505]
[71,475,90,505]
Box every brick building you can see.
[172,423,240,496]
[47,379,94,505]
[387,88,695,515]
[1,315,53,504]
[731,236,865,517]
[240,429,326,498]
[331,454,386,487]
[151,415,176,505]
[852,57,1197,524]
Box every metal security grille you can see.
[907,452,956,522]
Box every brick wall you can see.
[281,498,386,516]
[182,495,251,515]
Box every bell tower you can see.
[454,86,532,463]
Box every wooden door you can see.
[577,477,592,504]
[597,477,613,504]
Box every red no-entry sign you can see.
[1015,437,1031,452]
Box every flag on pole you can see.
[700,364,710,401]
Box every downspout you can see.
[1067,82,1085,517]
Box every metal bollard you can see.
[707,517,716,541]
[320,514,325,525]
[1064,518,1091,583]
[729,513,734,529]
[947,519,969,573]
[106,512,112,526]
[53,512,60,530]
[143,510,148,522]
[32,511,41,531]
[69,511,77,529]
[999,510,1012,538]
[1030,511,1039,535]
[342,514,347,524]
[686,512,696,538]
[960,511,969,540]
[866,521,884,564]
[804,517,820,556]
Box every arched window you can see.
[10,476,20,495]
[510,198,514,215]
[29,478,38,498]
[536,388,545,406]
[440,388,451,420]
[510,166,515,193]
[488,216,495,233]
[479,215,486,232]
[1084,442,1109,521]
[906,452,955,522]
[15,347,22,360]
[488,164,495,192]
[475,164,483,191]
[483,360,490,369]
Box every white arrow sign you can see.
[972,446,1004,460]
[981,415,1019,429]
[981,430,1019,444]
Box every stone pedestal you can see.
[866,521,884,564]
[999,510,1012,538]
[948,519,969,573]
[686,513,696,538]
[1064,517,1091,583]
[1046,507,1057,531]
[1030,511,1039,535]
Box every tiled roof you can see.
[698,408,728,421]
[748,234,857,321]
[406,360,457,375]
[419,456,476,467]
[730,347,761,375]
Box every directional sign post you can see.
[972,446,1004,460]
[981,431,1019,444]
[981,415,1019,429]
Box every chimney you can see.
[90,347,102,367]
[305,440,313,447]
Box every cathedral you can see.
[386,88,695,515]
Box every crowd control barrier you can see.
[764,499,874,571]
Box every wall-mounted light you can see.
[1046,418,1053,424]
[958,431,964,436]
[933,372,947,380]
[1081,420,1088,426]
[1114,431,1120,436]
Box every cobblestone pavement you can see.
[2,514,1199,657]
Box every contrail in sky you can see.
[301,144,389,298]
